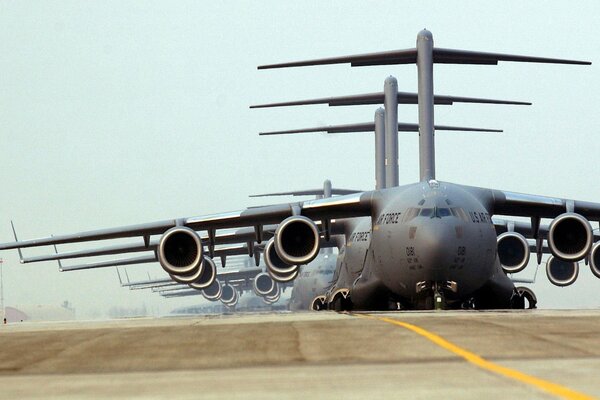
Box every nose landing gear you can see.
[416,281,456,310]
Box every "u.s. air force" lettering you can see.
[468,211,491,224]
[376,212,402,225]
[349,231,371,242]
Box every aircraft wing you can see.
[0,192,373,250]
[476,187,600,219]
[58,245,254,272]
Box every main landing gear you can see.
[511,287,538,309]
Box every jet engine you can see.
[188,256,217,290]
[274,216,320,265]
[263,286,281,304]
[590,242,600,279]
[497,232,530,273]
[202,279,222,301]
[268,265,299,283]
[548,213,593,262]
[253,272,279,297]
[265,238,298,275]
[158,227,204,276]
[220,284,238,306]
[546,256,579,287]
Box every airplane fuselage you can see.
[340,180,504,309]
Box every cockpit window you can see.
[420,208,433,217]
[450,207,469,221]
[402,207,420,223]
[436,208,451,217]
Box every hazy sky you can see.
[1,1,599,316]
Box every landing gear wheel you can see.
[310,296,327,311]
[516,287,537,309]
[511,287,537,309]
[329,292,352,312]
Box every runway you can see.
[0,310,599,399]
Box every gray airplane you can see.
[1,31,598,310]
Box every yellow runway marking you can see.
[357,313,596,400]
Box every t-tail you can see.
[258,29,591,182]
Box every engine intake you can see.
[202,279,222,301]
[274,216,320,265]
[265,238,297,275]
[497,232,530,273]
[220,284,237,306]
[189,256,217,290]
[158,227,204,275]
[548,213,593,262]
[590,242,600,279]
[253,272,279,297]
[268,265,299,283]
[263,287,281,304]
[546,256,579,287]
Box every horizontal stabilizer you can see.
[259,47,590,69]
[250,189,361,197]
[251,92,531,108]
[260,122,502,136]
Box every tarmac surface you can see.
[0,309,599,399]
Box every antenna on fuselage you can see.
[258,29,590,181]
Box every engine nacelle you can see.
[265,238,298,275]
[546,256,579,287]
[263,287,281,304]
[548,213,593,262]
[189,256,217,290]
[220,284,237,306]
[158,227,204,276]
[497,232,530,274]
[169,262,205,284]
[590,242,600,279]
[253,272,279,297]
[202,279,222,301]
[274,216,320,265]
[267,265,299,283]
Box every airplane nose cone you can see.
[417,222,458,275]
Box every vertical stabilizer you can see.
[384,77,399,187]
[374,108,386,190]
[417,30,435,182]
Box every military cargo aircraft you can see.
[0,30,597,310]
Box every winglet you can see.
[10,221,24,263]
[116,268,124,286]
[52,242,64,272]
